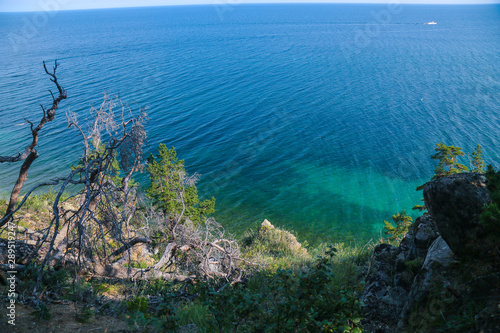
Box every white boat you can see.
[427,21,437,25]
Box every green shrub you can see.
[471,144,485,173]
[383,210,413,243]
[185,245,364,332]
[126,296,149,314]
[176,301,212,328]
[431,143,468,178]
[65,277,94,303]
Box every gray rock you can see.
[397,237,456,331]
[360,244,405,328]
[398,214,438,261]
[423,172,490,257]
[422,236,457,270]
[394,269,415,292]
[362,173,499,332]
[361,216,440,331]
[414,215,439,258]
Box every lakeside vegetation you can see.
[1,189,370,332]
[1,64,498,332]
[2,138,497,332]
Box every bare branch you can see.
[0,61,67,228]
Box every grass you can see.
[0,191,75,239]
[241,223,311,272]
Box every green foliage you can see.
[484,165,500,203]
[146,143,215,224]
[414,142,473,211]
[141,278,176,297]
[93,282,111,294]
[123,260,149,269]
[127,296,149,314]
[111,241,368,332]
[65,277,95,304]
[0,198,7,216]
[412,198,426,212]
[176,302,213,331]
[471,144,485,173]
[185,245,364,332]
[197,281,265,332]
[9,191,70,224]
[480,165,500,235]
[11,264,72,304]
[383,210,413,243]
[22,191,57,212]
[125,296,175,331]
[431,142,468,179]
[432,302,483,333]
[8,241,369,332]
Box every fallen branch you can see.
[107,237,151,260]
[93,262,193,282]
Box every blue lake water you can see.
[0,4,499,244]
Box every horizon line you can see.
[1,1,499,13]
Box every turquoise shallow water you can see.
[0,4,499,244]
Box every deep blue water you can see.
[0,4,499,244]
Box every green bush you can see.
[146,143,215,224]
[176,301,213,330]
[241,223,309,270]
[184,245,364,332]
[383,210,413,243]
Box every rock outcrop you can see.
[242,220,308,259]
[361,214,439,332]
[361,173,500,332]
[423,172,491,257]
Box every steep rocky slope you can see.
[361,173,500,332]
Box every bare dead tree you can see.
[57,95,149,265]
[1,65,251,294]
[0,92,148,290]
[0,61,67,228]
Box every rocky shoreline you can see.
[361,173,500,332]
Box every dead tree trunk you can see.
[0,60,67,227]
